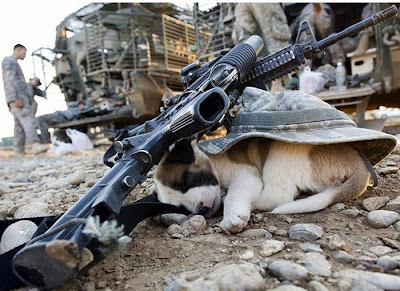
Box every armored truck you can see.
[32,3,196,140]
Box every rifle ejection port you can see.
[122,176,135,187]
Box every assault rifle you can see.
[9,5,398,289]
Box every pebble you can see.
[259,239,285,257]
[368,245,393,256]
[355,256,377,268]
[377,166,399,175]
[165,263,265,291]
[297,252,332,277]
[366,210,400,228]
[338,278,384,291]
[330,203,346,211]
[0,204,8,219]
[13,202,51,219]
[307,280,330,291]
[160,213,188,227]
[180,215,207,237]
[328,234,346,251]
[384,201,400,213]
[269,286,307,291]
[377,255,399,272]
[394,221,400,232]
[0,220,38,254]
[289,223,323,242]
[298,242,323,253]
[340,208,361,218]
[238,228,270,238]
[268,260,309,282]
[335,269,400,290]
[332,250,355,264]
[166,224,183,236]
[362,197,390,211]
[381,237,400,250]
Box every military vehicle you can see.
[32,3,197,140]
[194,3,400,131]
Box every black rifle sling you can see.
[0,195,183,291]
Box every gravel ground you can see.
[1,141,400,291]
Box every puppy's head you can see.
[155,139,221,217]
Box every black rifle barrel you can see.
[317,5,398,50]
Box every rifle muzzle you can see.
[169,87,229,137]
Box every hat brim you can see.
[199,125,397,166]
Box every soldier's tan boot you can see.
[30,142,50,154]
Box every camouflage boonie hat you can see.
[198,87,397,165]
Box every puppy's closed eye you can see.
[173,171,218,193]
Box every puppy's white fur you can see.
[155,138,370,233]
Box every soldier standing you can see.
[26,77,46,115]
[2,44,49,155]
[232,3,292,56]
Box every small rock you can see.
[362,197,390,211]
[340,209,361,218]
[240,250,255,260]
[12,173,29,183]
[330,203,346,211]
[160,213,188,227]
[377,166,398,175]
[307,280,330,291]
[13,202,51,219]
[384,201,400,214]
[366,210,400,228]
[252,213,264,223]
[328,234,346,251]
[332,250,355,264]
[297,252,332,277]
[166,224,182,236]
[338,278,384,291]
[0,220,38,254]
[269,286,308,291]
[289,223,323,242]
[276,229,288,237]
[381,237,400,250]
[165,263,264,291]
[335,269,400,290]
[238,228,269,238]
[298,242,323,253]
[268,260,309,282]
[377,255,399,272]
[259,239,285,257]
[368,245,393,256]
[180,215,207,237]
[394,221,400,232]
[171,233,183,239]
[354,256,378,268]
[0,204,8,219]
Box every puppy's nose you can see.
[198,203,211,215]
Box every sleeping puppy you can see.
[154,138,370,234]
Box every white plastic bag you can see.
[299,66,325,93]
[48,137,76,154]
[66,128,93,151]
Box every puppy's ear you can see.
[166,138,195,164]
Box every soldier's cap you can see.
[30,77,41,85]
[198,87,397,166]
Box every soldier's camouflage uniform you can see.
[37,106,82,144]
[26,82,46,115]
[232,3,291,55]
[2,55,41,152]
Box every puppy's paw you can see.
[220,214,249,234]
